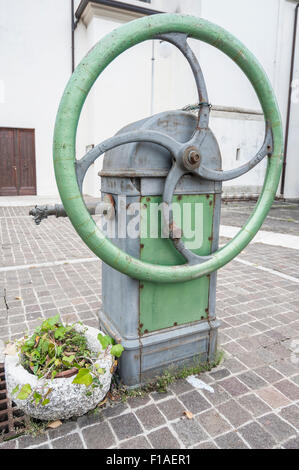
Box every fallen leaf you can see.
[15,297,22,301]
[110,360,118,374]
[108,391,116,401]
[183,410,194,420]
[97,396,108,408]
[47,420,62,429]
[3,343,17,356]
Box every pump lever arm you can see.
[29,202,105,225]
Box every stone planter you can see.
[5,325,113,421]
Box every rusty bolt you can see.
[188,150,201,165]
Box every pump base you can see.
[98,309,220,386]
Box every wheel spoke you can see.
[196,124,273,181]
[155,33,210,129]
[75,129,180,191]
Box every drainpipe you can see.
[280,2,299,196]
[71,0,75,73]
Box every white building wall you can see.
[74,0,296,198]
[0,0,72,196]
[284,3,299,200]
[1,0,298,199]
[78,11,153,196]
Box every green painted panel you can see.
[139,194,214,334]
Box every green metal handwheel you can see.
[53,13,283,284]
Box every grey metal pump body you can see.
[99,110,222,386]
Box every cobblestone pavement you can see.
[0,201,298,449]
[221,200,299,236]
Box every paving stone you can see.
[215,431,249,449]
[100,403,129,418]
[157,398,185,421]
[119,436,151,449]
[135,404,166,430]
[222,357,247,374]
[0,439,18,449]
[249,321,269,332]
[82,422,115,449]
[33,444,51,449]
[171,418,208,447]
[238,393,271,417]
[237,371,268,390]
[238,422,276,449]
[237,352,265,369]
[197,409,232,437]
[193,441,218,449]
[217,399,251,428]
[200,383,231,406]
[148,427,181,449]
[272,359,299,377]
[77,411,104,428]
[224,341,247,356]
[169,379,194,395]
[291,374,299,386]
[257,387,291,409]
[258,413,296,442]
[47,420,77,440]
[218,377,250,397]
[110,413,143,441]
[127,395,151,409]
[254,365,284,384]
[279,405,299,428]
[150,391,174,401]
[274,379,299,400]
[209,368,231,380]
[283,437,299,449]
[17,432,48,449]
[52,432,84,449]
[178,390,211,414]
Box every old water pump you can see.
[30,14,283,386]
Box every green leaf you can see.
[95,364,105,375]
[110,344,124,358]
[41,314,61,331]
[12,385,19,395]
[41,399,50,406]
[62,355,75,366]
[48,343,55,357]
[41,339,49,355]
[33,364,39,375]
[17,384,32,400]
[23,336,35,351]
[48,314,61,326]
[72,368,93,387]
[54,326,67,340]
[97,334,113,350]
[31,349,40,360]
[33,391,42,405]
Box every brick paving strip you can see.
[0,202,298,449]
